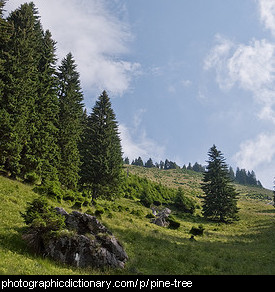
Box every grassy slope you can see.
[0,167,275,275]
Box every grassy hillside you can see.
[0,168,275,275]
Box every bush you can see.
[34,180,63,201]
[190,225,205,236]
[167,215,181,229]
[174,188,196,214]
[72,201,82,210]
[24,172,40,184]
[94,206,105,218]
[21,197,65,231]
[130,209,144,217]
[21,197,66,253]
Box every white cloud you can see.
[119,124,165,162]
[205,36,275,95]
[5,0,140,97]
[119,109,165,162]
[204,4,275,187]
[234,132,275,170]
[233,132,275,188]
[205,36,275,125]
[204,34,236,90]
[181,79,192,87]
[228,39,275,92]
[258,0,275,36]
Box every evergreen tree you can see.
[57,53,84,190]
[228,166,235,181]
[0,3,60,183]
[0,3,42,177]
[145,158,154,168]
[80,90,123,200]
[32,29,60,183]
[187,163,192,170]
[0,0,11,170]
[123,157,130,165]
[132,157,144,167]
[202,145,239,222]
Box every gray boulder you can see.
[151,207,171,227]
[32,208,128,269]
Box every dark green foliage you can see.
[80,91,123,200]
[202,145,239,222]
[123,157,130,165]
[21,197,65,230]
[167,215,181,229]
[21,196,65,254]
[121,173,175,207]
[191,162,205,173]
[131,157,144,167]
[57,53,84,190]
[235,168,262,188]
[190,225,204,236]
[164,159,179,170]
[145,158,154,168]
[0,3,41,177]
[24,171,40,184]
[174,187,197,214]
[33,180,63,201]
[0,2,60,184]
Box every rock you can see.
[45,233,127,269]
[151,207,171,227]
[26,208,128,269]
[60,210,111,235]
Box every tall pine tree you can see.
[80,90,123,200]
[30,29,60,183]
[57,53,84,190]
[0,3,42,177]
[0,0,12,171]
[0,3,60,183]
[202,145,239,222]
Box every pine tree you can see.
[145,158,154,168]
[0,0,11,171]
[80,90,123,200]
[202,145,239,222]
[57,53,84,190]
[0,3,60,183]
[32,29,60,183]
[0,3,41,177]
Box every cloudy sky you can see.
[5,0,275,189]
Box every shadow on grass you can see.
[258,209,275,214]
[0,227,30,256]
[110,218,275,275]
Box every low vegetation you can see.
[0,168,274,275]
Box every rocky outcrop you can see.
[24,208,128,269]
[151,207,171,227]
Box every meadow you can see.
[0,167,274,275]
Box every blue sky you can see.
[6,0,275,189]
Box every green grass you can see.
[0,170,275,275]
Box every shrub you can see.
[72,201,82,210]
[94,206,105,218]
[130,209,144,217]
[21,197,65,231]
[167,215,181,229]
[190,225,205,236]
[24,172,40,184]
[21,197,66,254]
[146,213,156,219]
[174,188,196,214]
[34,180,63,201]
